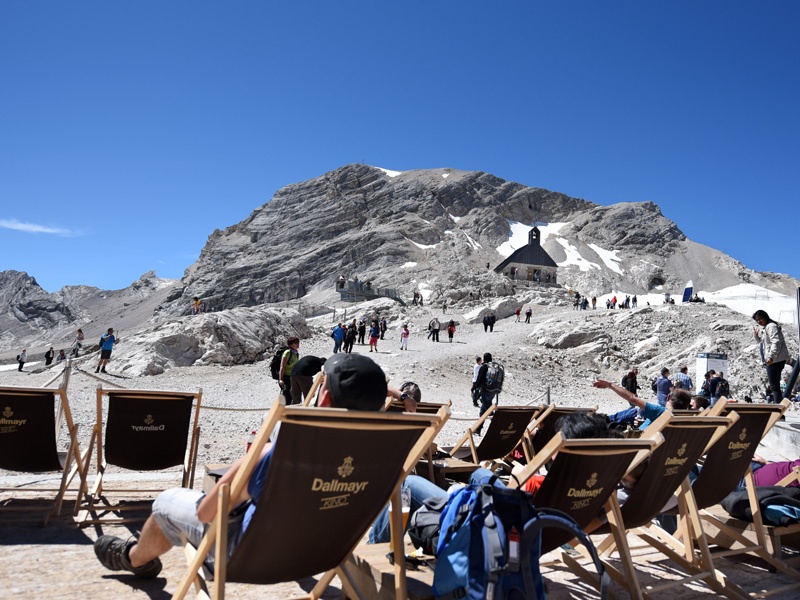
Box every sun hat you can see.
[324,353,387,411]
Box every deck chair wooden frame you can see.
[77,385,202,526]
[561,411,738,599]
[173,400,450,600]
[630,400,798,599]
[508,430,661,555]
[0,383,87,524]
[445,404,543,469]
[695,400,800,596]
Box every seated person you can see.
[94,353,391,578]
[747,454,800,488]
[595,378,691,429]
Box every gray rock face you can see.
[96,306,310,377]
[154,164,798,319]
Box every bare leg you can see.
[128,515,173,567]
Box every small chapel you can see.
[493,226,558,284]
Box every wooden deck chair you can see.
[508,431,661,556]
[77,386,202,526]
[443,404,543,469]
[172,400,450,600]
[632,400,798,598]
[527,404,597,458]
[561,411,737,598]
[0,383,86,524]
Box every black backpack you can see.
[717,379,730,398]
[485,361,505,393]
[651,377,658,394]
[269,346,288,380]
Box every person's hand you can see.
[279,380,285,388]
[766,358,773,365]
[592,379,610,389]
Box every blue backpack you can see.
[433,477,608,600]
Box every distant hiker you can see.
[44,346,55,366]
[57,349,67,362]
[192,297,202,315]
[488,313,496,332]
[442,300,447,314]
[471,356,482,407]
[699,370,714,399]
[611,296,617,309]
[482,314,490,332]
[472,352,505,433]
[71,328,85,357]
[515,307,521,322]
[621,368,639,394]
[17,349,26,371]
[369,321,380,352]
[591,296,597,310]
[581,297,589,310]
[357,319,366,345]
[674,365,693,391]
[289,355,325,404]
[753,309,790,404]
[379,317,387,340]
[708,371,724,406]
[655,367,672,407]
[344,322,357,354]
[715,372,731,401]
[278,337,301,404]
[95,328,117,374]
[337,274,346,289]
[412,291,419,305]
[447,319,456,343]
[331,323,345,354]
[632,295,638,308]
[525,307,532,323]
[429,317,440,342]
[400,324,410,351]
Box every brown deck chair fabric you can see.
[449,405,541,464]
[104,392,195,471]
[0,385,85,523]
[510,434,659,554]
[562,415,734,598]
[628,401,796,598]
[679,402,784,513]
[78,387,202,526]
[174,403,449,600]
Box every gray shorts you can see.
[151,488,246,571]
[100,349,112,360]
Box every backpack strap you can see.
[479,480,506,598]
[519,507,610,599]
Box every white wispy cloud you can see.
[0,218,79,236]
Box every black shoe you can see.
[101,368,107,373]
[94,536,162,579]
[95,368,100,373]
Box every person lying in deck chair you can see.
[597,379,691,429]
[93,353,390,579]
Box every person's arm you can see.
[196,442,272,523]
[387,385,417,412]
[592,379,645,410]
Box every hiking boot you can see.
[101,368,107,373]
[95,367,100,373]
[94,535,162,579]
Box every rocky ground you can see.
[2,297,800,597]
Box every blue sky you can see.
[2,1,798,293]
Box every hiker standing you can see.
[44,347,55,366]
[515,307,521,322]
[429,317,440,342]
[368,321,380,352]
[447,319,456,343]
[17,349,26,371]
[472,352,504,433]
[344,322,357,354]
[331,323,345,354]
[96,328,117,374]
[471,356,482,407]
[753,309,790,404]
[400,324,410,351]
[379,317,387,340]
[71,328,84,357]
[278,337,301,404]
[357,319,366,345]
[525,307,532,323]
